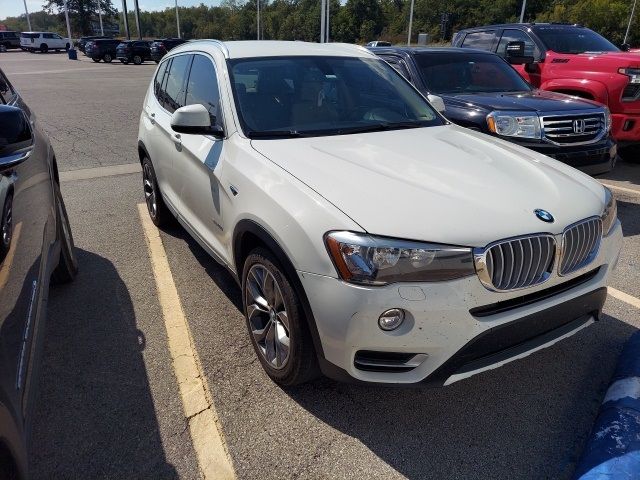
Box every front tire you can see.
[40,44,48,53]
[142,157,173,227]
[242,249,319,386]
[51,184,78,284]
[133,55,143,65]
[103,53,113,63]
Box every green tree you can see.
[44,0,117,36]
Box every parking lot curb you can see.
[573,330,640,479]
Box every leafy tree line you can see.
[2,0,639,46]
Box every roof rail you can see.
[188,39,229,58]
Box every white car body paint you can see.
[138,40,624,385]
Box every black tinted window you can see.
[461,31,496,51]
[0,72,16,104]
[534,26,619,53]
[185,55,220,124]
[163,55,192,113]
[497,29,538,58]
[381,56,411,81]
[154,59,169,101]
[43,33,54,39]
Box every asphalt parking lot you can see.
[1,49,640,479]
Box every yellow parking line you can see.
[608,287,640,309]
[601,182,640,197]
[137,204,236,480]
[0,223,22,290]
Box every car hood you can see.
[443,90,603,113]
[250,125,605,247]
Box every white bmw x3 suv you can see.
[138,40,622,386]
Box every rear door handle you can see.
[173,133,181,144]
[148,111,156,124]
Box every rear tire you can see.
[51,184,78,285]
[133,55,142,65]
[621,145,640,163]
[242,248,319,386]
[142,157,173,227]
[103,53,113,63]
[40,44,48,53]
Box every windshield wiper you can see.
[247,130,308,138]
[335,121,427,135]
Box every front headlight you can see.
[325,231,475,285]
[486,111,541,139]
[618,67,640,84]
[602,187,618,236]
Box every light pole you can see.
[175,0,181,38]
[320,0,326,42]
[325,0,330,42]
[257,0,260,40]
[624,0,637,45]
[122,0,130,39]
[62,0,76,58]
[519,0,527,23]
[98,0,104,36]
[407,0,414,45]
[22,0,32,31]
[133,0,142,40]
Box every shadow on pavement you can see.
[618,199,640,237]
[29,249,177,478]
[599,157,640,186]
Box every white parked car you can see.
[138,40,622,386]
[20,32,71,53]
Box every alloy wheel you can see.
[1,194,12,249]
[245,264,290,369]
[142,163,157,219]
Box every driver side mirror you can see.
[170,104,225,138]
[621,43,631,52]
[505,41,535,65]
[427,94,446,114]
[0,105,33,172]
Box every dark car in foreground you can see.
[150,38,187,63]
[77,35,112,53]
[370,46,617,175]
[116,40,152,64]
[0,32,21,50]
[86,38,121,63]
[0,67,77,479]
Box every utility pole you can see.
[22,0,32,31]
[407,0,414,45]
[320,0,326,42]
[175,0,181,38]
[122,0,130,39]
[133,0,142,39]
[519,0,527,23]
[257,0,260,40]
[624,0,637,45]
[98,0,104,35]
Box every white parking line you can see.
[8,67,111,75]
[137,204,236,480]
[60,163,141,182]
[601,182,640,197]
[608,287,640,309]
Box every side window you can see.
[381,56,412,82]
[163,55,192,113]
[460,31,497,51]
[54,34,62,39]
[185,54,221,124]
[43,33,53,39]
[154,59,169,103]
[496,29,538,58]
[0,72,16,104]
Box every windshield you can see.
[534,27,619,54]
[228,56,444,138]
[414,52,531,95]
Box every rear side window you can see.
[461,31,497,51]
[496,29,538,58]
[163,54,192,113]
[43,33,54,39]
[0,71,17,104]
[380,56,412,82]
[185,54,221,124]
[21,33,39,39]
[154,59,169,101]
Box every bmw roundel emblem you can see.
[534,209,554,223]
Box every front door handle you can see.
[173,133,181,144]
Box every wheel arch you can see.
[137,140,150,165]
[232,219,326,360]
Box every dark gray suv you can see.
[0,32,20,50]
[0,67,77,479]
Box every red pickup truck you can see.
[453,23,640,153]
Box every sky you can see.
[1,0,223,19]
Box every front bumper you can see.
[611,112,640,145]
[299,222,623,385]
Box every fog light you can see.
[378,308,405,331]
